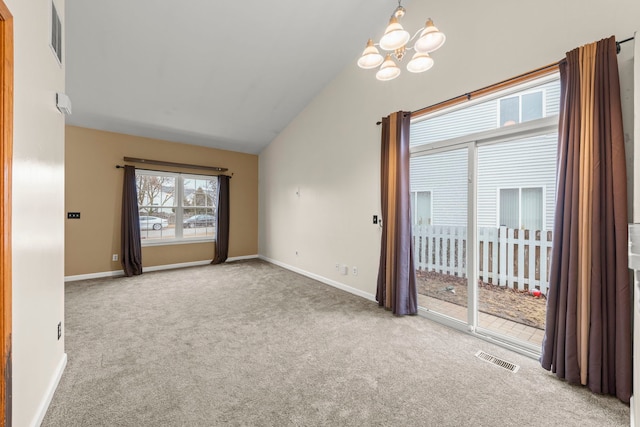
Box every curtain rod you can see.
[115,164,233,178]
[376,35,635,125]
[119,156,228,172]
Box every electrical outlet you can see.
[112,254,119,261]
[352,266,358,276]
[57,322,62,340]
[67,212,80,219]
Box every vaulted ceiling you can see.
[65,0,397,154]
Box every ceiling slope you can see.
[65,0,395,154]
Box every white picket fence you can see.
[412,225,553,295]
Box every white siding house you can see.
[410,78,560,231]
[477,133,557,230]
[410,149,468,227]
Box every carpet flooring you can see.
[42,259,629,426]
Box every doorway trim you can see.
[0,1,13,425]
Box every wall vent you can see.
[51,1,62,64]
[475,350,520,373]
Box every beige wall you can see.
[65,126,258,277]
[8,0,67,425]
[259,0,640,297]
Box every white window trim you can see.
[410,190,433,226]
[136,170,217,247]
[411,115,558,157]
[496,186,546,230]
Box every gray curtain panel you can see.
[121,165,142,276]
[376,111,418,316]
[541,36,631,403]
[211,175,230,265]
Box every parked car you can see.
[183,214,215,228]
[139,215,169,230]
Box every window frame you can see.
[50,0,62,66]
[496,88,546,127]
[408,68,560,356]
[496,185,545,230]
[410,190,433,226]
[135,169,218,247]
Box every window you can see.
[411,79,559,147]
[498,90,543,126]
[51,1,62,64]
[499,187,543,230]
[136,170,218,245]
[410,191,432,225]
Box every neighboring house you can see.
[410,79,560,231]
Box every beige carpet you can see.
[42,259,629,426]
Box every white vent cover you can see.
[56,93,72,115]
[475,350,520,373]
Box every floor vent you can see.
[475,350,520,373]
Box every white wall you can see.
[7,0,67,425]
[259,0,640,296]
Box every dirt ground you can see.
[416,270,547,330]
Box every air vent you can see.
[51,1,62,64]
[475,350,520,373]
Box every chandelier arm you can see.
[409,27,425,43]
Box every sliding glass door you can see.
[409,74,560,353]
[410,148,468,323]
[476,133,557,346]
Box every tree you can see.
[136,175,175,215]
[193,186,213,207]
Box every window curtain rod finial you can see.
[615,35,634,54]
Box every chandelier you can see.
[357,1,446,81]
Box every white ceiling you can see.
[65,0,397,154]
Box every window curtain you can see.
[121,165,142,276]
[376,111,418,316]
[211,175,230,265]
[540,36,632,403]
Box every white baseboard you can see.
[64,269,126,282]
[143,260,212,273]
[226,254,259,262]
[258,255,376,302]
[64,255,260,282]
[31,352,67,427]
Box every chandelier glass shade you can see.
[376,54,401,81]
[358,2,445,81]
[379,16,410,51]
[356,39,384,69]
[414,19,446,53]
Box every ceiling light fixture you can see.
[357,1,445,81]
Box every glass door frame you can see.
[412,117,558,358]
